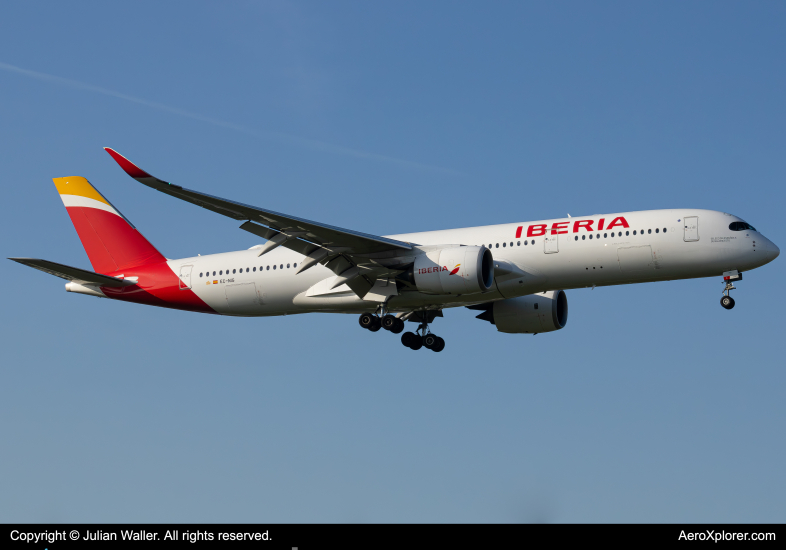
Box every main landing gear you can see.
[720,270,742,310]
[359,312,404,334]
[401,323,445,353]
[358,313,445,352]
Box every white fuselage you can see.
[171,209,779,316]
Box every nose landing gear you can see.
[720,270,742,310]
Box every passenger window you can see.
[510,242,513,247]
[266,266,270,270]
[219,270,223,275]
[287,263,290,268]
[574,236,578,241]
[633,231,636,235]
[232,269,236,274]
[648,229,651,234]
[524,240,528,246]
[582,235,586,240]
[273,265,276,270]
[199,272,202,277]
[517,241,520,246]
[531,240,534,245]
[503,242,506,247]
[589,234,593,239]
[294,263,297,268]
[213,271,216,276]
[626,231,629,236]
[280,264,283,269]
[604,233,607,238]
[253,267,256,272]
[663,228,667,233]
[495,243,499,248]
[655,228,659,233]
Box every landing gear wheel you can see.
[381,315,398,331]
[423,333,438,349]
[409,337,423,351]
[720,296,735,310]
[368,316,382,331]
[433,337,445,352]
[359,313,375,329]
[390,318,405,334]
[401,332,417,348]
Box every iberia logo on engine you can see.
[417,264,461,275]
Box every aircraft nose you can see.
[769,240,780,261]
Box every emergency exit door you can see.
[683,216,699,242]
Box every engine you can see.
[470,290,568,334]
[411,245,494,295]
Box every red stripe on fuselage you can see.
[101,262,215,314]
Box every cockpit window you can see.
[729,221,757,232]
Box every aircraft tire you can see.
[721,296,735,309]
[401,332,416,347]
[423,333,438,349]
[359,313,375,329]
[390,319,405,334]
[433,337,445,352]
[381,315,398,331]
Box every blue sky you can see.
[1,2,784,522]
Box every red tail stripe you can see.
[66,207,166,274]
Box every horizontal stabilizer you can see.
[8,258,137,287]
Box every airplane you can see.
[10,148,780,352]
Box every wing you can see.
[9,258,137,287]
[104,148,416,298]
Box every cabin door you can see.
[178,265,193,289]
[544,234,559,254]
[683,216,699,242]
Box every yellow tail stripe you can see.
[53,177,111,206]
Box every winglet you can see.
[104,147,152,179]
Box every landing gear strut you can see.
[720,270,742,310]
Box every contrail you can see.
[0,61,461,175]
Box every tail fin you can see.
[53,176,166,274]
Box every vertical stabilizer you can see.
[53,176,166,274]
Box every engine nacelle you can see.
[413,246,494,295]
[474,290,568,334]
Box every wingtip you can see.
[104,147,152,179]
